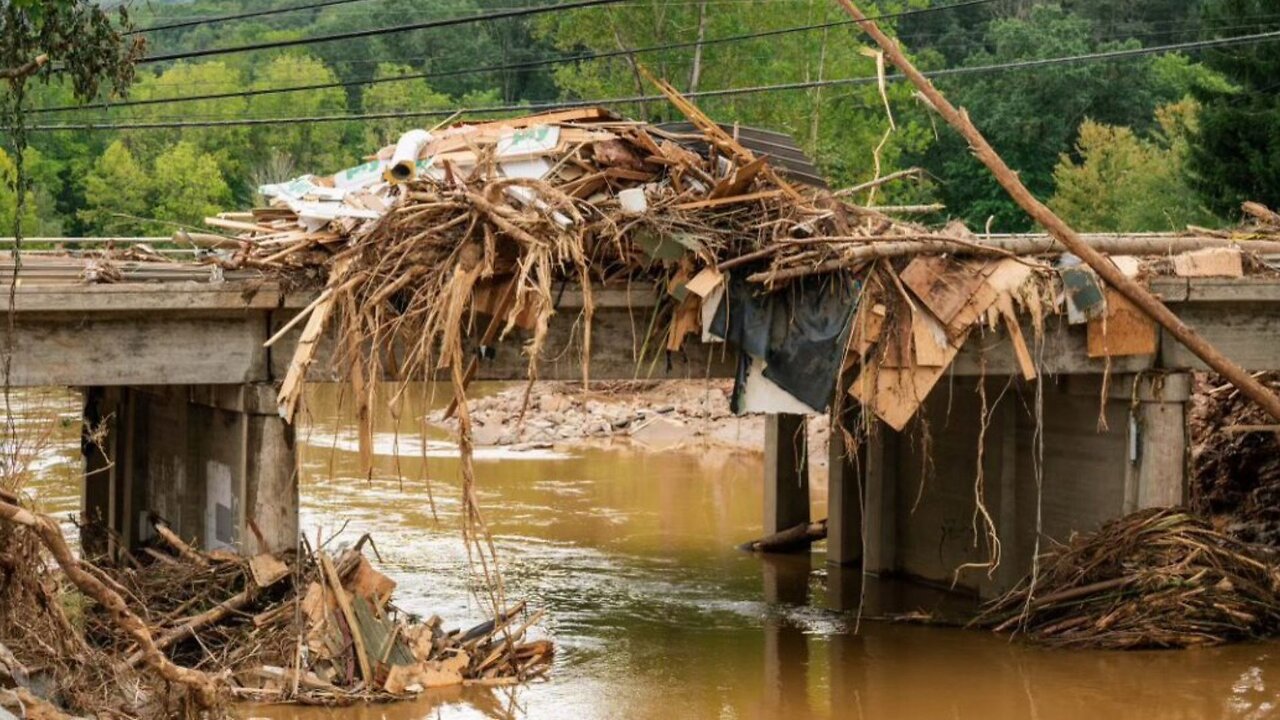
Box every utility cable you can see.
[45,0,997,113]
[137,0,628,65]
[32,27,1280,131]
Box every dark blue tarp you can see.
[710,273,859,413]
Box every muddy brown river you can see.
[15,385,1280,719]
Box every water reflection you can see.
[12,385,1280,720]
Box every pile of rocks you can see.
[430,380,830,464]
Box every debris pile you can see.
[0,510,150,718]
[1191,372,1280,545]
[974,508,1280,649]
[119,534,550,704]
[197,91,1280,450]
[0,495,549,716]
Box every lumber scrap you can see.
[1087,289,1158,358]
[320,552,373,685]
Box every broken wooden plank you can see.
[204,217,279,235]
[320,552,373,686]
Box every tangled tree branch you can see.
[0,500,222,709]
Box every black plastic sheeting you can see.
[709,273,860,413]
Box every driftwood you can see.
[747,234,1280,283]
[126,585,256,668]
[835,0,1280,423]
[973,509,1280,649]
[0,500,220,708]
[739,519,829,553]
[152,523,208,568]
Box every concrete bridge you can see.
[8,273,1280,596]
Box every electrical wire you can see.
[136,0,628,65]
[32,27,1280,132]
[129,0,376,35]
[41,0,999,114]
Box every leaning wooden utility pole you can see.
[832,0,1280,422]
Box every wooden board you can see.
[900,256,994,335]
[850,329,968,432]
[1087,288,1158,358]
[1172,248,1244,278]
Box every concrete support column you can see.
[82,387,122,559]
[1125,373,1192,512]
[764,413,809,536]
[827,402,897,572]
[80,384,298,558]
[826,405,862,567]
[862,423,896,575]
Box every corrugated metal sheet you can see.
[654,122,829,189]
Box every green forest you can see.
[6,0,1280,237]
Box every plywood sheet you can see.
[1087,288,1158,358]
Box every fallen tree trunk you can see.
[126,586,256,668]
[739,518,829,553]
[153,523,209,568]
[833,0,1280,424]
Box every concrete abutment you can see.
[80,383,298,559]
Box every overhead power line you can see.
[32,28,1280,132]
[129,0,375,35]
[137,0,627,65]
[42,0,999,115]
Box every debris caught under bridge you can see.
[8,13,1280,715]
[973,508,1280,649]
[0,499,550,716]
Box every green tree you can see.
[26,79,110,235]
[1189,0,1280,216]
[915,5,1200,231]
[124,62,252,186]
[308,0,505,100]
[361,63,453,148]
[246,54,351,174]
[536,1,936,192]
[2,0,143,269]
[1050,101,1218,231]
[0,148,37,235]
[1062,0,1204,39]
[80,139,150,234]
[150,141,232,229]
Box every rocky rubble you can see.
[428,380,830,466]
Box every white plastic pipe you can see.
[386,129,433,183]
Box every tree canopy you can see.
[1188,0,1280,218]
[8,0,1275,236]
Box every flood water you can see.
[14,385,1280,720]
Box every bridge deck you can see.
[2,276,1279,387]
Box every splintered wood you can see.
[852,257,1035,431]
[106,528,550,705]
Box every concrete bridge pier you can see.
[80,383,298,559]
[763,413,810,536]
[819,372,1192,598]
